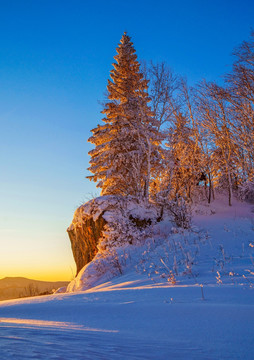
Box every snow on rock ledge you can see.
[67,195,157,277]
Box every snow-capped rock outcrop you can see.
[67,200,107,275]
[67,195,158,277]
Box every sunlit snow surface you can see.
[0,198,254,359]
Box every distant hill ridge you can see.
[0,277,69,301]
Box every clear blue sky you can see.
[0,0,253,280]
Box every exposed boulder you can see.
[67,206,107,275]
[67,195,158,276]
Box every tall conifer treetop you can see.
[107,32,149,103]
[87,33,160,199]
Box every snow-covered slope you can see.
[0,197,253,359]
[67,195,254,293]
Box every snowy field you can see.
[0,198,254,359]
[0,279,253,359]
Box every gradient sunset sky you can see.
[0,0,253,281]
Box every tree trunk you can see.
[227,167,232,206]
[208,172,212,204]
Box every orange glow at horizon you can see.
[0,235,77,279]
[0,220,76,282]
[0,269,74,282]
[0,264,75,282]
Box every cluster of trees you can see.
[19,284,52,298]
[87,32,254,208]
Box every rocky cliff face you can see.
[67,196,125,275]
[67,209,106,275]
[67,195,158,277]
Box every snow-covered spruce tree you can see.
[87,33,160,200]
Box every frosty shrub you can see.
[135,226,203,284]
[94,249,123,278]
[98,209,155,251]
[238,181,254,203]
[167,197,191,229]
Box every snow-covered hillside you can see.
[66,195,254,293]
[0,197,253,359]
